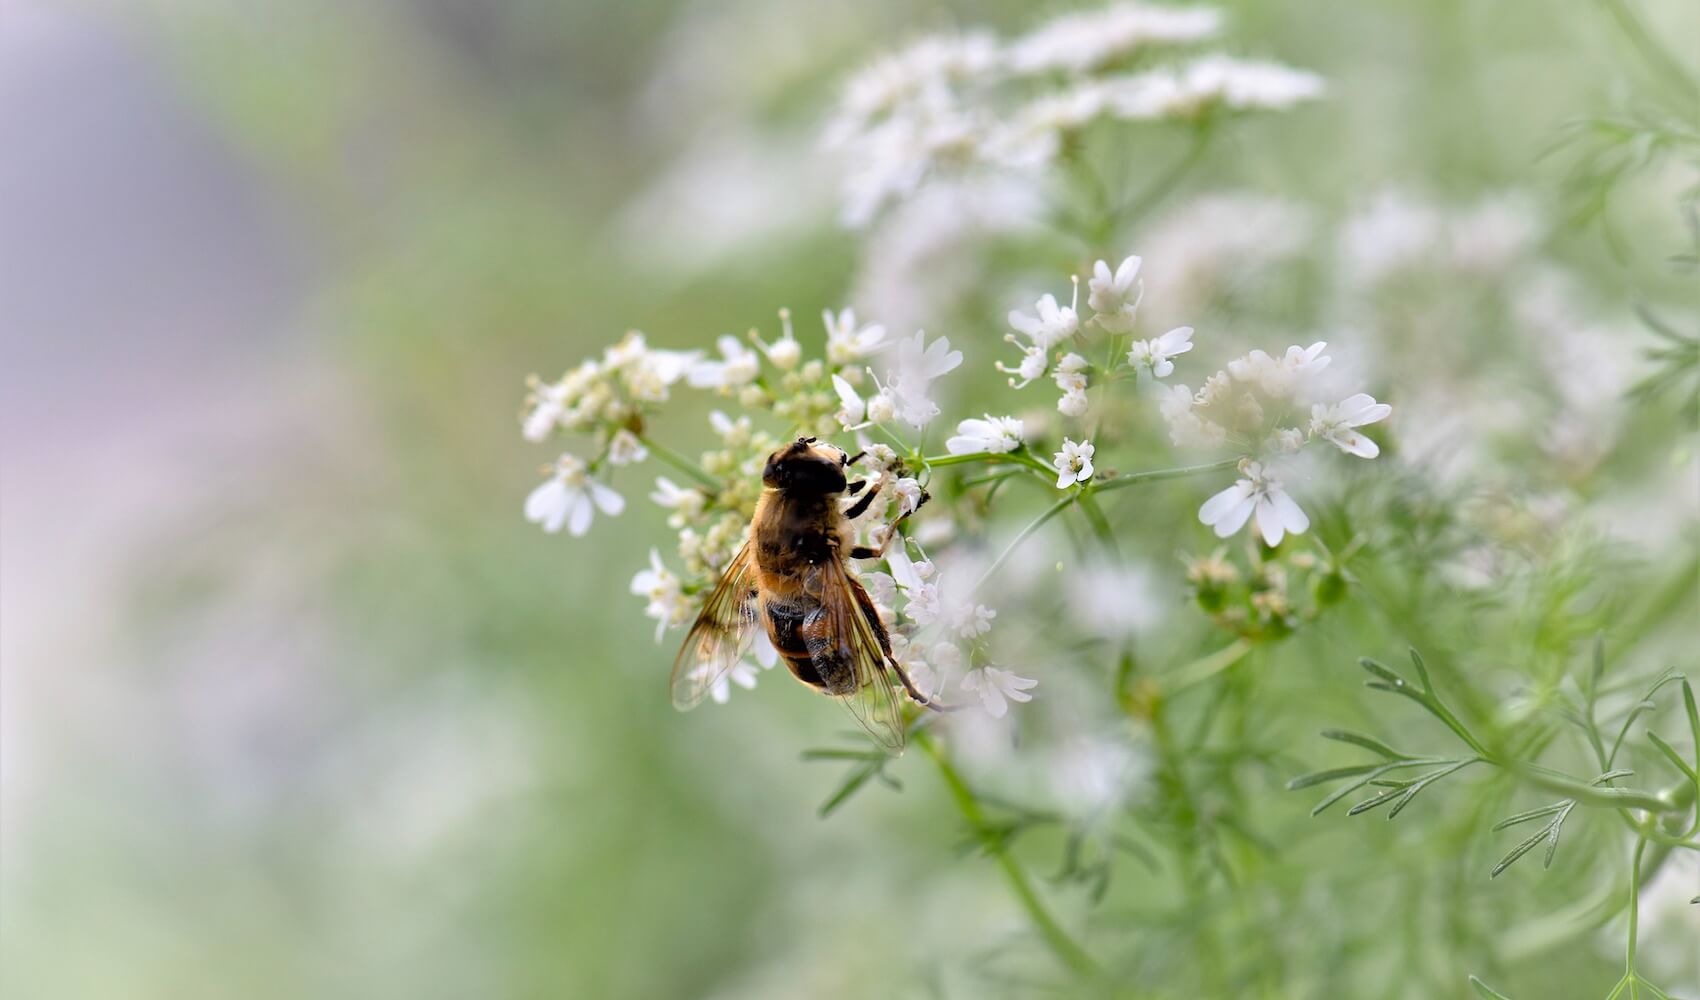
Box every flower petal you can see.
[590,481,626,516]
[567,493,595,536]
[1198,480,1253,525]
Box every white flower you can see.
[522,377,571,442]
[823,308,888,365]
[1008,283,1080,352]
[1227,341,1331,399]
[638,348,700,388]
[837,372,900,428]
[995,342,1050,388]
[950,602,998,639]
[893,477,924,516]
[525,453,626,536]
[708,410,753,447]
[1126,326,1194,378]
[1310,393,1391,458]
[831,374,868,429]
[864,571,899,606]
[1197,461,1309,546]
[1180,55,1325,112]
[687,335,761,389]
[861,442,900,471]
[691,634,779,704]
[1008,4,1222,76]
[649,476,705,528]
[752,310,802,370]
[712,662,759,703]
[1057,389,1091,417]
[946,415,1024,455]
[607,429,648,466]
[1274,426,1306,453]
[1160,384,1227,449]
[960,666,1038,718]
[905,580,945,626]
[1107,57,1325,120]
[1053,437,1095,488]
[630,548,688,642]
[1088,255,1144,332]
[884,330,963,428]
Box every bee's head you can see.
[763,436,849,494]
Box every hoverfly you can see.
[671,437,944,753]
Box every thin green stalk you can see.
[973,492,1078,593]
[1626,837,1646,989]
[639,435,722,491]
[1512,765,1680,815]
[1075,490,1121,561]
[919,449,1055,479]
[1119,122,1215,225]
[1597,0,1699,106]
[916,732,1101,979]
[1091,459,1239,494]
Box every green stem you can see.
[1091,459,1239,493]
[639,435,722,492]
[1075,491,1121,561]
[919,449,1056,479]
[1510,766,1680,814]
[916,731,1101,979]
[1119,121,1215,225]
[1597,0,1699,107]
[1626,837,1646,985]
[973,493,1078,593]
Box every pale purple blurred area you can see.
[1,1,314,838]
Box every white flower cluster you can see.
[866,546,1035,719]
[1161,343,1390,545]
[985,250,1390,542]
[997,254,1194,422]
[824,5,1324,225]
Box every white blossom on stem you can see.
[1054,437,1096,488]
[607,429,648,466]
[1008,281,1081,352]
[522,378,571,442]
[961,666,1038,718]
[687,335,761,389]
[946,415,1025,455]
[752,309,802,370]
[525,453,626,536]
[823,308,888,366]
[1198,460,1309,546]
[630,548,688,642]
[884,330,963,428]
[1309,393,1392,458]
[1088,255,1144,333]
[1126,326,1194,378]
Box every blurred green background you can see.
[2,1,1695,998]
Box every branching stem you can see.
[916,731,1101,979]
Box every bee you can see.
[671,436,943,753]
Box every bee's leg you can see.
[843,478,882,519]
[844,451,866,466]
[845,479,868,496]
[887,656,960,712]
[864,488,932,559]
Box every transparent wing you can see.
[805,559,908,755]
[670,542,761,711]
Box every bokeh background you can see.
[3,1,1696,998]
